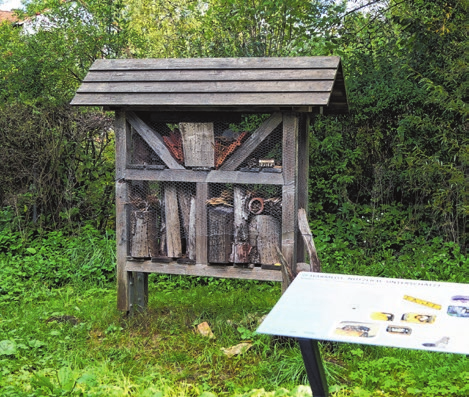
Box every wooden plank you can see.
[126,111,185,170]
[78,80,335,94]
[281,113,299,291]
[116,180,130,311]
[196,183,208,265]
[107,105,314,113]
[164,184,182,258]
[188,197,196,260]
[125,261,283,282]
[90,57,341,70]
[145,111,242,123]
[179,123,215,167]
[114,110,129,179]
[220,113,282,171]
[125,168,284,185]
[230,186,251,263]
[71,92,331,107]
[83,69,337,83]
[115,110,130,311]
[296,114,310,266]
[298,208,321,273]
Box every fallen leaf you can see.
[197,321,215,338]
[221,342,252,357]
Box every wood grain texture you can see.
[220,113,282,171]
[125,261,282,282]
[125,168,284,185]
[296,114,310,267]
[180,122,215,167]
[72,92,331,106]
[164,184,182,258]
[231,186,251,263]
[298,208,321,273]
[208,206,234,263]
[114,110,129,179]
[90,57,340,70]
[249,215,281,265]
[281,113,299,291]
[116,180,130,311]
[126,111,184,170]
[196,183,208,265]
[78,80,334,93]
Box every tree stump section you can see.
[249,215,281,265]
[208,206,234,263]
[230,186,251,263]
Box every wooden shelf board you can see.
[125,260,282,282]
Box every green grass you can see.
[1,279,469,397]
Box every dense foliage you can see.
[0,1,467,395]
[0,0,466,250]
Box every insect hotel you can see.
[71,57,348,312]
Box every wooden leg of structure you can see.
[129,272,148,315]
[298,338,329,397]
[281,114,299,291]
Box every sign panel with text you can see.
[257,272,469,354]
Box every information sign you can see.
[257,272,469,355]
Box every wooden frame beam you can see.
[126,111,185,170]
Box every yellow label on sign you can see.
[403,295,441,310]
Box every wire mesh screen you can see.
[129,114,284,171]
[125,112,293,270]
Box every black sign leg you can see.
[298,338,329,397]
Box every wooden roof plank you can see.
[77,80,335,94]
[83,69,337,83]
[71,92,331,106]
[90,57,341,71]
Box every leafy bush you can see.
[0,222,116,303]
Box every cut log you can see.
[130,210,158,258]
[230,186,251,263]
[208,206,234,263]
[179,122,215,167]
[164,184,182,258]
[298,208,321,272]
[249,215,281,265]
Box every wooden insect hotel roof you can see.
[71,57,348,114]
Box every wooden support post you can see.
[297,114,310,266]
[298,339,329,397]
[196,183,208,265]
[129,272,148,314]
[115,110,131,311]
[281,113,299,291]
